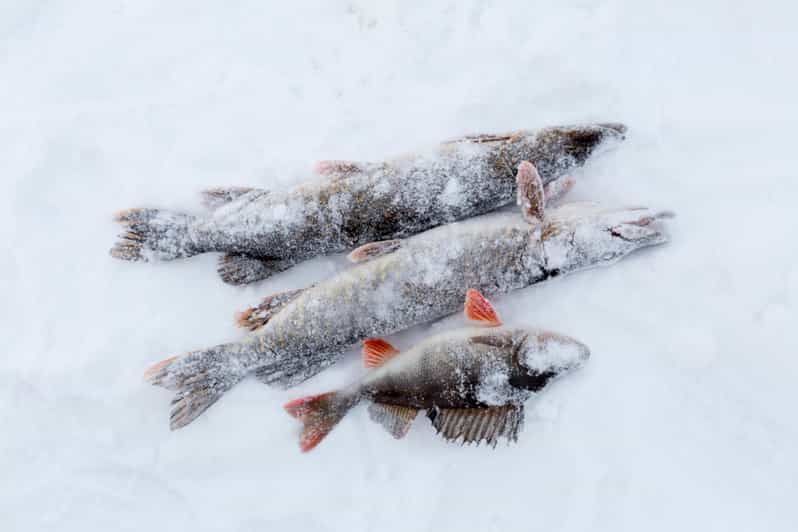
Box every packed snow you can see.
[2,1,796,531]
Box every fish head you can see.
[507,123,627,182]
[539,202,674,273]
[509,330,591,391]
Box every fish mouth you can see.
[607,209,674,246]
[595,122,628,136]
[557,123,628,164]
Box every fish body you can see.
[146,199,671,429]
[112,124,626,284]
[360,327,588,408]
[284,312,591,451]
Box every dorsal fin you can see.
[347,239,402,263]
[516,161,545,224]
[362,338,400,368]
[464,289,502,326]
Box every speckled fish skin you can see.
[360,327,590,409]
[285,326,589,451]
[146,201,671,429]
[111,123,626,283]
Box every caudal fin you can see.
[144,343,249,429]
[217,253,297,285]
[111,208,201,261]
[284,392,359,452]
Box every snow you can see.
[2,1,796,531]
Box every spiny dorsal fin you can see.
[516,161,545,224]
[368,403,418,439]
[362,338,399,368]
[347,239,402,263]
[427,404,524,447]
[464,288,502,326]
[442,130,526,145]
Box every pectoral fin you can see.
[464,288,502,326]
[368,403,418,439]
[362,338,400,368]
[516,161,545,224]
[347,239,402,263]
[427,404,524,447]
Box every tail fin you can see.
[284,392,359,452]
[144,342,250,429]
[217,253,296,285]
[111,208,201,261]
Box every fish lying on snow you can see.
[145,162,672,429]
[285,289,590,452]
[112,123,626,285]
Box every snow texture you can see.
[2,1,797,531]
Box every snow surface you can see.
[2,1,797,530]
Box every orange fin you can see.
[283,392,358,452]
[464,288,502,326]
[362,338,400,368]
[347,239,402,263]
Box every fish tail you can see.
[144,342,250,429]
[218,253,296,285]
[284,391,360,452]
[111,208,202,261]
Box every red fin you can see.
[283,392,357,452]
[283,392,334,419]
[362,338,400,368]
[143,355,179,384]
[464,289,502,326]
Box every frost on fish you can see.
[111,123,627,284]
[146,173,672,431]
[279,290,591,451]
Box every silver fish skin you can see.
[145,201,671,430]
[285,327,590,451]
[112,123,625,284]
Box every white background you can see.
[2,1,796,530]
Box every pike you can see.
[111,123,626,285]
[145,161,672,429]
[285,289,590,452]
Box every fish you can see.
[284,289,590,452]
[111,123,626,285]
[144,161,672,429]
